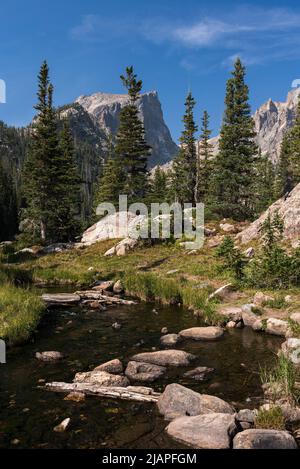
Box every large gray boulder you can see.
[233,429,297,449]
[125,361,166,383]
[238,180,300,244]
[81,211,146,245]
[166,413,235,449]
[157,383,234,420]
[266,318,290,337]
[179,326,224,341]
[131,350,196,367]
[280,338,300,364]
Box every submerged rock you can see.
[179,326,224,341]
[64,392,86,402]
[131,350,196,367]
[166,413,235,449]
[233,429,297,449]
[125,361,166,382]
[183,367,214,381]
[35,351,64,362]
[160,333,181,347]
[157,383,234,420]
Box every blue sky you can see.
[1,0,300,140]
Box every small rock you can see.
[179,326,224,341]
[160,334,181,347]
[285,295,293,304]
[87,267,94,272]
[125,361,166,382]
[183,367,214,381]
[226,321,236,329]
[207,236,224,248]
[166,269,179,275]
[93,358,123,374]
[280,338,300,364]
[64,392,86,402]
[113,280,124,294]
[53,418,71,433]
[290,312,300,325]
[236,409,255,424]
[266,318,290,337]
[253,291,274,305]
[243,247,254,258]
[233,429,297,449]
[218,306,242,321]
[35,351,63,362]
[187,250,198,255]
[11,439,20,445]
[131,350,196,367]
[112,322,122,330]
[161,327,168,334]
[220,223,236,233]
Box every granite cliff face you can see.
[253,87,300,163]
[237,182,300,244]
[75,90,178,167]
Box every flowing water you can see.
[0,299,282,449]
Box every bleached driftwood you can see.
[42,291,136,307]
[42,293,81,306]
[44,382,160,403]
[75,291,136,305]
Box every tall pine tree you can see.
[94,134,123,210]
[171,92,198,205]
[196,110,213,203]
[115,66,151,203]
[212,58,257,220]
[149,166,168,204]
[274,133,293,199]
[23,61,81,243]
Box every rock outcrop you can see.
[233,429,297,449]
[131,350,196,367]
[238,182,300,243]
[75,91,178,168]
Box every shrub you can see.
[260,354,300,404]
[216,236,246,280]
[255,406,285,430]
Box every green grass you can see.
[287,319,300,338]
[260,354,300,404]
[263,295,288,309]
[255,406,286,430]
[0,284,46,345]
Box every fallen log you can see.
[75,291,136,305]
[44,382,160,403]
[42,293,81,306]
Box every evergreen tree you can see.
[0,161,17,240]
[287,95,300,186]
[94,135,123,210]
[149,166,168,203]
[54,119,82,241]
[274,133,293,199]
[171,92,198,205]
[196,110,213,203]
[212,58,257,220]
[253,151,276,215]
[22,61,81,243]
[115,66,151,203]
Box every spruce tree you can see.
[23,61,81,243]
[171,92,198,205]
[149,166,168,203]
[196,110,213,203]
[274,133,293,199]
[94,135,123,210]
[0,161,17,240]
[212,58,257,220]
[115,66,151,203]
[55,119,82,241]
[253,152,275,215]
[287,95,300,186]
